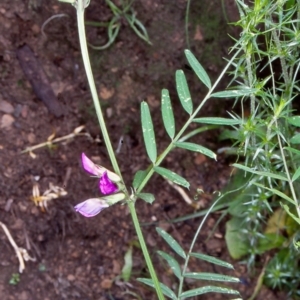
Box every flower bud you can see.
[103,193,126,205]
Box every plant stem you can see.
[75,1,164,299]
[76,2,121,178]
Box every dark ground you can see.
[0,0,286,299]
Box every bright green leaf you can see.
[184,272,240,283]
[211,89,257,98]
[285,146,300,156]
[132,170,147,190]
[257,233,285,253]
[157,251,181,279]
[156,227,186,259]
[292,166,300,182]
[137,278,177,300]
[175,142,217,160]
[141,101,157,163]
[287,116,300,127]
[180,286,240,298]
[154,166,190,189]
[189,253,234,269]
[121,246,132,281]
[184,49,211,89]
[225,217,249,259]
[290,133,300,144]
[176,70,193,114]
[138,193,155,204]
[161,89,175,139]
[193,117,242,125]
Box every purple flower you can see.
[99,171,118,195]
[81,152,102,176]
[74,153,123,218]
[74,198,109,217]
[81,153,121,182]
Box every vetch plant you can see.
[59,0,242,298]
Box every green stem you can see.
[127,201,165,299]
[75,1,164,299]
[76,1,121,178]
[276,119,300,219]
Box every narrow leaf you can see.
[281,204,300,225]
[189,253,234,269]
[193,117,242,125]
[211,89,257,98]
[285,146,300,156]
[233,163,288,181]
[161,89,175,139]
[290,133,300,144]
[184,272,240,283]
[141,101,157,163]
[292,166,300,182]
[180,286,240,298]
[137,278,177,300]
[287,116,300,127]
[132,170,148,190]
[175,142,217,160]
[157,251,181,279]
[156,227,186,259]
[254,183,295,205]
[121,246,132,281]
[184,49,211,89]
[176,70,193,114]
[138,193,155,204]
[154,166,190,189]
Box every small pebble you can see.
[101,278,112,289]
[0,114,15,128]
[0,100,14,113]
[67,274,75,281]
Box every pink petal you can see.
[74,198,109,217]
[81,153,103,176]
[99,172,118,195]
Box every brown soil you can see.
[0,0,286,299]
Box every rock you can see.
[0,100,14,113]
[100,278,112,289]
[0,114,15,128]
[27,132,36,143]
[99,85,115,100]
[67,274,75,281]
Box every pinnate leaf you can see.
[193,117,241,125]
[154,166,190,189]
[138,192,155,204]
[189,253,234,269]
[175,142,217,160]
[156,227,186,259]
[184,272,240,283]
[180,286,240,298]
[137,278,177,300]
[141,101,157,163]
[176,70,193,115]
[157,251,181,279]
[184,49,211,89]
[161,89,175,139]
